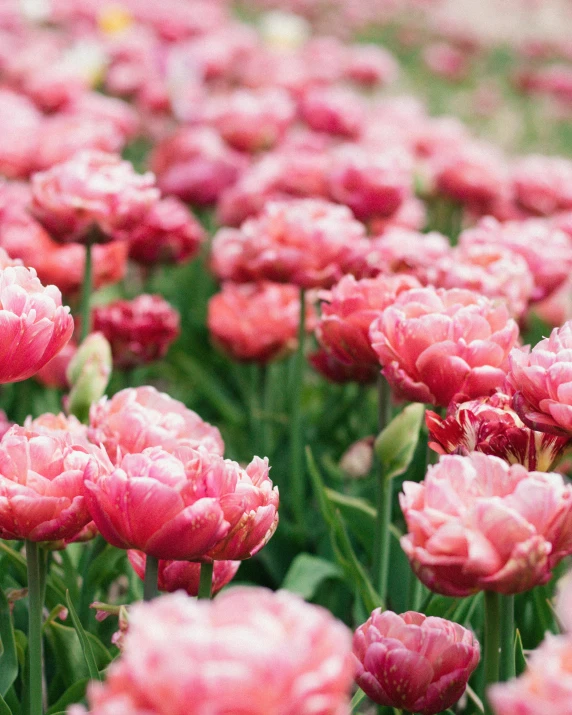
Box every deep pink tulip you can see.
[508,321,572,436]
[489,634,572,715]
[0,426,111,543]
[207,281,316,363]
[128,550,240,596]
[400,452,572,596]
[316,273,420,371]
[210,198,370,289]
[353,610,480,715]
[70,587,353,715]
[30,150,159,243]
[84,446,279,561]
[369,286,519,407]
[426,392,570,471]
[300,86,365,139]
[0,263,74,383]
[309,348,378,384]
[89,386,224,463]
[34,340,76,390]
[92,294,180,369]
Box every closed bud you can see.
[67,332,112,423]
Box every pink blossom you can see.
[211,198,370,288]
[300,86,366,138]
[127,550,239,596]
[423,42,469,81]
[369,196,427,235]
[512,155,572,215]
[89,385,224,462]
[400,452,572,596]
[353,610,480,715]
[369,286,519,407]
[364,229,451,283]
[71,587,353,715]
[0,89,41,178]
[63,92,140,142]
[84,446,278,561]
[207,281,316,363]
[34,340,76,390]
[343,44,399,87]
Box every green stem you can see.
[80,241,93,342]
[290,288,306,529]
[499,594,515,681]
[26,541,44,715]
[198,562,214,600]
[484,591,501,714]
[143,555,160,602]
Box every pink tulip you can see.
[512,155,572,216]
[0,263,74,383]
[489,634,572,715]
[0,89,41,179]
[508,321,572,436]
[34,340,76,390]
[92,294,180,369]
[0,426,110,543]
[427,392,570,471]
[344,44,399,87]
[353,610,480,715]
[128,551,240,596]
[207,281,316,363]
[30,150,159,243]
[210,198,370,289]
[400,452,572,596]
[84,446,278,561]
[369,286,519,407]
[316,273,420,371]
[300,86,366,139]
[89,386,224,462]
[309,347,378,384]
[70,587,353,715]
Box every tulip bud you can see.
[339,437,374,478]
[67,332,112,423]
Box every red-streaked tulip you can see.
[400,452,572,596]
[369,286,519,407]
[127,550,240,596]
[89,386,224,462]
[70,587,354,715]
[353,610,480,715]
[84,446,278,561]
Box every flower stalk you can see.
[26,541,44,715]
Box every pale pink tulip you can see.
[400,452,572,596]
[512,155,572,216]
[89,386,224,462]
[71,587,353,715]
[369,286,519,407]
[353,610,480,715]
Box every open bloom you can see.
[84,446,279,561]
[353,610,480,715]
[0,264,74,383]
[207,281,316,363]
[426,392,570,471]
[512,155,572,216]
[92,294,180,369]
[508,321,572,436]
[30,150,159,242]
[369,287,519,407]
[489,634,572,715]
[128,551,240,596]
[70,587,353,715]
[0,426,110,543]
[89,386,224,462]
[400,452,572,596]
[210,198,370,289]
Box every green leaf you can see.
[46,678,89,715]
[0,693,12,715]
[350,688,366,712]
[65,591,101,682]
[514,629,527,676]
[282,554,343,599]
[374,403,425,480]
[44,620,110,690]
[0,589,18,696]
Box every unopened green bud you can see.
[66,332,112,423]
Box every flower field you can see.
[0,0,572,713]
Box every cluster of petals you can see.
[0,425,111,543]
[30,150,160,243]
[299,86,366,138]
[507,320,572,436]
[369,286,519,407]
[128,550,240,596]
[92,294,180,369]
[512,155,572,216]
[0,262,74,383]
[426,392,570,471]
[83,446,279,561]
[210,198,370,288]
[89,386,224,463]
[0,89,42,178]
[353,609,480,715]
[400,452,572,596]
[70,587,354,715]
[207,281,316,363]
